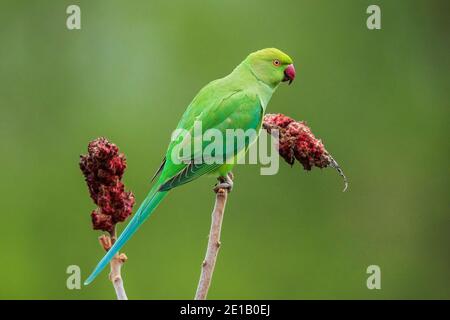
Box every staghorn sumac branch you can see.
[80,137,135,300]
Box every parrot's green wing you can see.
[159,162,219,191]
[159,89,263,191]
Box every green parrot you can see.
[84,48,296,285]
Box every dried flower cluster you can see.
[263,113,348,191]
[80,137,135,233]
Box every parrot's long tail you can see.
[84,185,168,285]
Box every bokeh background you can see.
[0,0,448,299]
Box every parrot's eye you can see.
[273,59,281,67]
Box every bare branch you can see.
[195,174,232,300]
[98,227,128,300]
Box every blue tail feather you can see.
[84,187,168,285]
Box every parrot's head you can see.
[246,48,296,87]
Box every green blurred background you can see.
[0,0,448,299]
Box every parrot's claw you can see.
[214,182,232,193]
[214,174,234,193]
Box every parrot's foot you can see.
[214,173,233,193]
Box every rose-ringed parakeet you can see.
[84,48,296,285]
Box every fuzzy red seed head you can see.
[263,113,348,191]
[80,137,135,233]
[91,209,115,233]
[263,114,331,171]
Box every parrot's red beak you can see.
[283,64,296,85]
